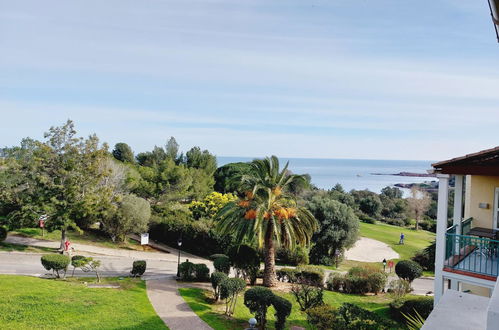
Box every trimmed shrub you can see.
[271,295,292,330]
[276,268,298,283]
[193,263,210,281]
[214,256,230,274]
[343,276,370,294]
[367,272,387,295]
[306,304,338,330]
[388,279,412,300]
[244,287,274,330]
[131,260,147,277]
[220,277,246,315]
[179,261,195,281]
[71,255,89,277]
[395,260,423,283]
[0,225,7,242]
[291,281,324,311]
[297,265,325,286]
[337,303,392,329]
[41,254,70,278]
[211,271,228,301]
[390,296,434,322]
[209,253,228,261]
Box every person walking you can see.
[399,233,405,245]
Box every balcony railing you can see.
[445,233,499,278]
[461,217,473,235]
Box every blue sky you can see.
[1,0,498,160]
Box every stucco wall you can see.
[464,175,499,229]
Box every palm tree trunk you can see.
[263,223,277,287]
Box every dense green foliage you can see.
[395,260,423,283]
[306,195,359,266]
[306,304,338,330]
[41,254,71,278]
[327,266,387,295]
[276,246,309,266]
[291,281,324,311]
[112,142,135,163]
[228,244,260,285]
[0,226,7,241]
[390,296,434,322]
[219,277,246,315]
[214,256,231,274]
[412,240,436,271]
[131,260,147,277]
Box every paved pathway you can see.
[345,237,399,262]
[146,277,212,330]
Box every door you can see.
[495,188,499,229]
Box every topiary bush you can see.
[220,277,246,315]
[214,256,230,274]
[390,296,434,322]
[0,225,7,242]
[271,295,292,330]
[395,260,423,283]
[193,263,210,282]
[131,260,147,277]
[178,261,196,281]
[227,245,260,285]
[244,286,274,330]
[211,271,228,301]
[41,254,70,278]
[71,255,90,277]
[306,304,338,330]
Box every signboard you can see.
[140,233,149,245]
[39,220,45,228]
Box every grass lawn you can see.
[0,242,58,253]
[12,227,142,250]
[179,287,403,330]
[359,222,435,261]
[0,275,166,330]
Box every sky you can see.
[1,0,498,161]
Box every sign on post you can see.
[140,233,149,245]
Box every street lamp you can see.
[487,0,499,42]
[248,318,257,329]
[176,237,182,277]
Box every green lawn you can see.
[179,287,403,330]
[0,275,166,330]
[0,242,58,253]
[359,222,435,260]
[12,228,142,250]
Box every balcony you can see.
[445,227,499,280]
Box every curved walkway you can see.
[344,237,399,262]
[146,277,212,330]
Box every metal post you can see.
[177,248,181,277]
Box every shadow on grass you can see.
[0,242,57,253]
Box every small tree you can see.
[41,254,70,278]
[71,255,89,277]
[214,256,230,275]
[228,244,260,284]
[220,277,246,315]
[407,187,431,230]
[77,257,102,282]
[211,272,229,301]
[291,279,324,311]
[244,287,274,329]
[395,260,423,284]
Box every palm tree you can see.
[217,156,318,287]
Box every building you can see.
[423,146,499,329]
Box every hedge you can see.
[193,263,210,281]
[276,268,298,283]
[390,296,434,322]
[179,261,210,281]
[296,266,325,286]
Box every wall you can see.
[461,282,492,297]
[464,175,499,229]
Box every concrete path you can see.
[345,237,399,262]
[146,277,212,330]
[5,234,209,264]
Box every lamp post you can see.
[176,237,182,277]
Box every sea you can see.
[217,157,435,194]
